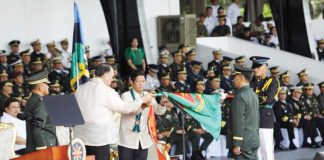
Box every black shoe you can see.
[302,142,312,148]
[197,151,206,160]
[289,143,297,150]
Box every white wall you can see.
[137,0,180,64]
[0,0,109,57]
[196,37,324,94]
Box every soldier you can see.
[301,83,322,148]
[19,49,32,78]
[211,16,230,37]
[0,81,13,116]
[24,71,57,153]
[317,39,324,61]
[157,53,171,79]
[157,73,174,92]
[12,73,29,99]
[317,81,324,145]
[221,56,233,67]
[287,86,319,148]
[0,50,11,73]
[178,44,188,58]
[273,87,298,150]
[30,58,44,75]
[156,100,188,156]
[269,66,280,78]
[105,55,116,66]
[296,69,309,87]
[170,51,184,81]
[7,40,21,64]
[174,67,191,93]
[143,64,160,91]
[234,56,246,67]
[227,64,259,160]
[89,55,103,78]
[205,74,220,94]
[60,38,71,70]
[220,64,234,94]
[48,57,69,93]
[280,71,293,88]
[0,70,9,82]
[30,39,46,63]
[49,80,63,95]
[207,50,222,76]
[249,56,279,160]
[187,61,204,91]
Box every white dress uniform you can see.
[118,90,166,150]
[61,50,71,69]
[0,112,26,151]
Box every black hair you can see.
[4,98,20,109]
[217,7,224,12]
[205,6,212,12]
[130,70,145,81]
[199,13,206,18]
[237,16,243,20]
[95,63,112,77]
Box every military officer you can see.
[60,38,71,70]
[205,75,221,94]
[234,55,246,67]
[174,67,191,93]
[317,39,324,61]
[205,67,216,79]
[301,83,322,147]
[30,39,46,63]
[249,56,279,160]
[12,73,29,99]
[170,51,184,81]
[30,58,44,75]
[157,73,174,92]
[184,49,196,71]
[269,66,280,78]
[220,65,234,94]
[273,87,298,150]
[296,69,309,87]
[317,81,324,145]
[49,80,63,95]
[20,49,32,78]
[0,50,11,73]
[7,40,21,64]
[143,64,160,91]
[280,71,293,88]
[207,50,222,76]
[24,71,56,153]
[227,64,259,160]
[157,53,171,79]
[187,61,204,91]
[0,81,14,116]
[0,69,9,82]
[48,57,69,93]
[221,56,233,67]
[10,59,25,77]
[105,55,116,66]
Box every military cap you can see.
[171,51,182,57]
[222,56,233,62]
[158,45,167,52]
[60,38,69,45]
[279,86,287,94]
[30,39,41,46]
[0,70,8,77]
[303,82,314,89]
[159,53,168,58]
[222,64,231,70]
[290,86,303,93]
[19,49,31,56]
[196,78,205,85]
[210,75,221,82]
[207,67,215,73]
[249,56,270,68]
[148,64,159,73]
[32,57,43,65]
[50,80,61,87]
[318,81,324,88]
[280,71,290,78]
[269,66,279,73]
[92,55,102,62]
[177,67,187,74]
[161,73,170,79]
[235,55,246,62]
[26,71,50,85]
[213,50,222,55]
[297,69,307,77]
[185,49,196,57]
[105,55,115,61]
[46,41,56,47]
[178,44,186,50]
[9,40,20,46]
[233,64,253,75]
[319,39,324,44]
[52,57,62,64]
[218,15,226,21]
[191,61,202,69]
[10,59,23,68]
[0,50,6,56]
[0,81,13,88]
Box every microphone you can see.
[17,113,44,122]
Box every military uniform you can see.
[187,62,204,91]
[0,81,13,116]
[12,82,29,98]
[211,25,230,37]
[7,40,21,64]
[174,67,191,93]
[317,39,324,61]
[227,65,259,160]
[19,49,33,78]
[24,71,56,153]
[157,63,171,80]
[197,21,208,37]
[30,39,46,63]
[207,50,222,76]
[317,82,324,145]
[296,69,308,87]
[220,65,235,93]
[170,62,184,82]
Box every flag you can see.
[148,105,171,160]
[70,2,89,92]
[164,92,222,140]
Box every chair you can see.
[0,122,16,160]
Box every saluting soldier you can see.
[269,66,280,78]
[220,64,234,94]
[174,67,191,93]
[296,69,309,87]
[227,64,259,160]
[7,40,21,64]
[19,49,32,78]
[317,81,324,146]
[234,55,246,67]
[207,50,222,76]
[30,39,46,63]
[24,71,57,153]
[249,56,279,160]
[170,51,184,81]
[273,87,298,150]
[287,86,319,148]
[301,83,322,148]
[187,61,204,91]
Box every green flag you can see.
[164,92,222,140]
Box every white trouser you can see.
[258,128,274,160]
